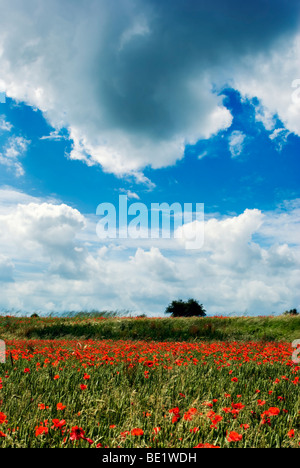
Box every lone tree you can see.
[165,299,206,317]
[283,308,298,316]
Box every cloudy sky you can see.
[0,0,299,316]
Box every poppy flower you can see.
[210,415,223,428]
[190,427,199,433]
[257,400,266,406]
[70,426,85,441]
[227,431,243,442]
[240,424,250,430]
[85,437,94,445]
[35,425,48,437]
[267,407,280,416]
[51,419,66,429]
[131,428,144,436]
[222,407,232,414]
[231,402,245,410]
[144,360,154,368]
[56,403,66,411]
[0,412,7,425]
[194,443,220,448]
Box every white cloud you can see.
[228,130,247,158]
[233,34,300,137]
[269,127,291,151]
[0,188,299,315]
[0,116,12,132]
[40,130,67,141]
[119,189,140,200]
[0,136,30,176]
[0,196,87,278]
[1,1,298,179]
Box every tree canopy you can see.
[283,308,298,316]
[165,299,206,317]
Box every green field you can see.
[1,313,299,342]
[0,314,299,448]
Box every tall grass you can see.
[0,314,299,342]
[0,339,299,448]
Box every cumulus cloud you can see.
[0,116,12,132]
[0,0,299,179]
[0,136,30,176]
[0,188,299,315]
[0,194,87,279]
[235,34,300,137]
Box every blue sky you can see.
[1,89,299,217]
[0,0,299,316]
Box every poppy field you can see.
[0,335,299,448]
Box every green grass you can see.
[0,314,299,342]
[0,315,299,448]
[0,338,299,448]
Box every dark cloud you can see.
[0,0,299,176]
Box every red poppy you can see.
[267,407,280,416]
[144,360,154,368]
[35,425,48,437]
[240,424,250,430]
[131,428,144,436]
[56,403,66,411]
[0,412,7,425]
[194,443,220,448]
[51,419,66,429]
[257,400,266,406]
[227,431,243,442]
[70,426,85,441]
[190,427,199,433]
